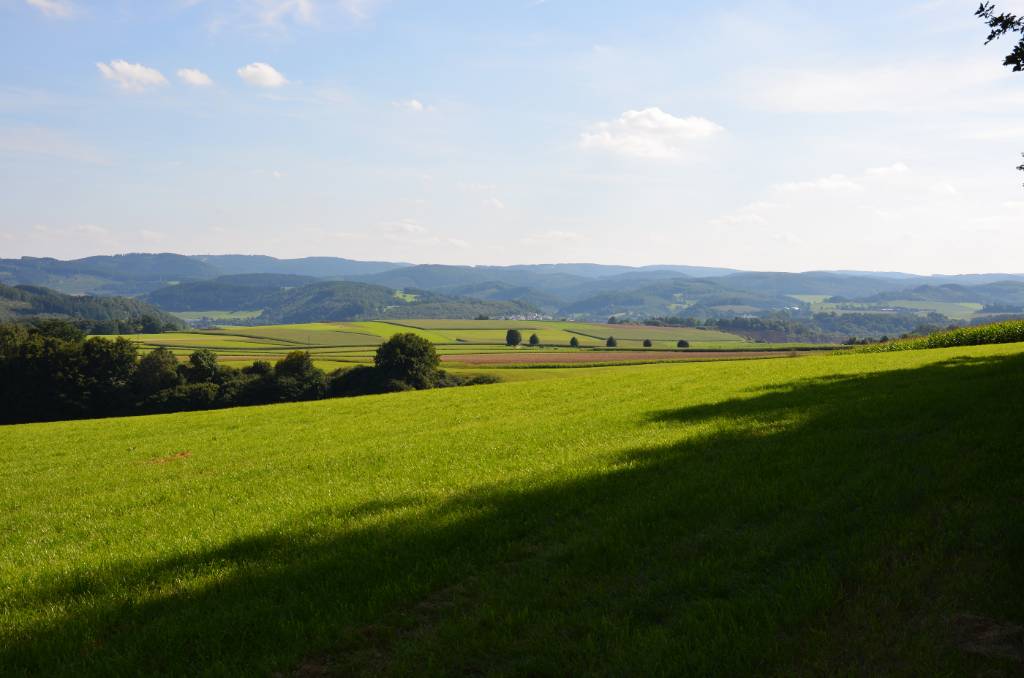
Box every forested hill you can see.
[258,281,538,323]
[0,284,185,332]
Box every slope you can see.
[2,343,1022,675]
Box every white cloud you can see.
[189,0,379,31]
[776,174,863,192]
[395,99,429,112]
[522,230,588,245]
[237,62,288,88]
[338,0,380,19]
[96,60,168,92]
[138,229,167,242]
[383,219,428,235]
[177,68,213,87]
[866,162,911,177]
[748,60,1018,114]
[458,182,498,192]
[483,197,505,210]
[247,0,315,26]
[26,0,74,18]
[580,107,724,159]
[0,126,105,163]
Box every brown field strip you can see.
[441,350,793,365]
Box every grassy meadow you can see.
[2,342,1024,675]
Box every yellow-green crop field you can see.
[93,320,830,372]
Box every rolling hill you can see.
[0,283,185,330]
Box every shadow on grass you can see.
[4,354,1024,676]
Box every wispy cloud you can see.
[177,68,214,87]
[580,107,723,159]
[97,60,168,92]
[188,0,382,32]
[237,62,288,87]
[25,0,75,19]
[0,126,106,163]
[775,174,863,193]
[747,59,1022,114]
[394,98,431,112]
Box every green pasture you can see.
[2,343,1023,675]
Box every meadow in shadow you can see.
[3,353,1023,676]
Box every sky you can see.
[1,0,1023,273]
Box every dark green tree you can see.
[529,333,540,346]
[506,329,522,346]
[643,339,653,347]
[606,336,617,347]
[677,339,690,348]
[81,337,137,416]
[374,333,441,388]
[569,336,580,347]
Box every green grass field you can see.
[2,342,1023,675]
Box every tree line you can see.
[0,322,496,425]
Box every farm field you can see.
[2,343,1024,675]
[94,320,826,371]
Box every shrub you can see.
[244,360,273,376]
[606,336,618,348]
[677,340,690,348]
[134,347,181,396]
[506,329,522,347]
[529,333,540,346]
[643,339,653,348]
[184,349,220,384]
[329,365,390,397]
[143,382,219,413]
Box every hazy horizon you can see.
[2,0,1023,274]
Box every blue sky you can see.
[1,0,1023,272]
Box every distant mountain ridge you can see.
[4,253,1024,324]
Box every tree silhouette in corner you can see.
[977,3,1024,183]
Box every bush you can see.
[143,382,219,413]
[329,365,390,397]
[606,336,618,348]
[677,339,690,348]
[134,347,181,396]
[184,349,220,384]
[569,336,580,348]
[506,329,522,347]
[643,339,653,348]
[529,333,540,346]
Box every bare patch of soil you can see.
[442,350,790,365]
[149,451,192,465]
